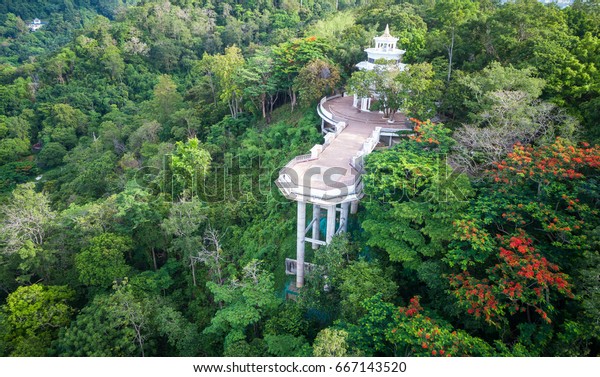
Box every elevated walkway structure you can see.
[276,94,412,288]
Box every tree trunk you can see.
[447,27,455,82]
[288,87,297,112]
[151,247,157,271]
[268,92,278,118]
[190,256,197,287]
[208,74,217,106]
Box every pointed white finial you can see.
[380,24,393,38]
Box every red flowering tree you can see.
[449,232,572,326]
[346,294,493,356]
[387,296,493,357]
[448,139,600,327]
[408,119,455,153]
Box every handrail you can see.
[285,258,317,275]
[349,127,381,172]
[294,154,312,162]
[276,166,362,192]
[317,94,343,127]
[278,95,389,204]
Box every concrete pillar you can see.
[326,204,336,243]
[312,204,321,250]
[361,98,368,111]
[353,94,358,108]
[340,202,350,233]
[350,200,359,214]
[296,201,306,288]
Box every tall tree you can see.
[204,260,279,355]
[75,233,132,288]
[293,59,340,106]
[213,46,245,119]
[273,36,330,111]
[1,284,74,356]
[431,0,479,81]
[447,139,600,350]
[240,50,279,120]
[0,183,55,256]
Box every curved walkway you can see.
[277,95,412,205]
[323,96,411,129]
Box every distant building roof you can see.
[28,19,44,31]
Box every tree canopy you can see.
[0,0,598,358]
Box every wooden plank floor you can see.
[289,96,409,192]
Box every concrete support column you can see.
[326,204,337,243]
[361,98,368,111]
[353,94,358,108]
[350,200,359,214]
[312,204,321,250]
[296,201,306,288]
[340,202,350,233]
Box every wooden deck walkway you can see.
[283,96,410,194]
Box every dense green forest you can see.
[0,0,599,357]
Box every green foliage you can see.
[0,183,55,255]
[37,142,67,168]
[0,0,598,358]
[339,260,398,322]
[0,161,39,194]
[347,69,378,99]
[170,137,211,199]
[394,62,443,120]
[264,302,309,338]
[272,35,331,109]
[57,289,141,356]
[362,122,471,267]
[0,115,30,165]
[204,260,280,354]
[312,328,350,357]
[1,284,74,356]
[346,294,493,357]
[294,59,340,106]
[264,334,312,356]
[75,233,132,288]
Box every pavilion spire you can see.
[382,24,392,38]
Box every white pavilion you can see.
[28,18,44,32]
[353,25,407,111]
[356,25,407,72]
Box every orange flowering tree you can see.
[448,139,600,328]
[345,294,493,356]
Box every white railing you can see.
[318,97,334,124]
[350,127,381,172]
[294,154,312,162]
[334,121,347,134]
[317,94,343,126]
[323,121,345,147]
[285,258,317,275]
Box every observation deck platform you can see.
[276,95,412,206]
